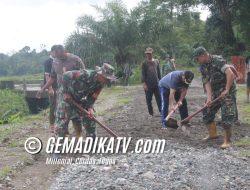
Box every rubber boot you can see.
[203,122,218,141]
[73,123,82,138]
[220,128,232,149]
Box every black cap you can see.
[184,71,194,85]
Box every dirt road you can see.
[1,81,249,189]
[50,81,249,190]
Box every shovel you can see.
[164,104,181,129]
[165,104,180,121]
[68,98,119,138]
[167,96,222,130]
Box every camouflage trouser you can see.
[55,91,96,137]
[203,91,237,129]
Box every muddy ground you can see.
[0,81,250,190]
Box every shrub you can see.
[0,90,28,124]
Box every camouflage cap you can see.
[96,63,117,81]
[145,47,153,54]
[192,46,207,59]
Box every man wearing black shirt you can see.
[44,45,57,133]
[141,47,161,116]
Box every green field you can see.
[0,73,43,82]
[237,85,250,124]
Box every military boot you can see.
[202,122,218,141]
[220,128,232,149]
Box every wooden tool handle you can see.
[181,96,222,124]
[165,104,179,121]
[69,99,118,138]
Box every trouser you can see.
[160,87,188,128]
[55,115,96,138]
[247,73,250,101]
[203,92,237,129]
[247,72,250,89]
[144,87,161,115]
[55,91,96,137]
[232,95,239,122]
[49,92,56,125]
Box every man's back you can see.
[159,70,187,90]
[51,53,85,85]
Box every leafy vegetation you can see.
[64,0,250,84]
[0,90,29,124]
[66,0,206,67]
[0,73,43,82]
[234,137,250,147]
[0,166,11,180]
[0,1,249,84]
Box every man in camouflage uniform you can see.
[56,63,116,138]
[37,45,85,136]
[162,54,176,77]
[193,47,237,149]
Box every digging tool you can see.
[167,96,223,130]
[165,104,180,121]
[68,98,118,138]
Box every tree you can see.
[234,0,250,47]
[66,0,142,84]
[0,47,48,77]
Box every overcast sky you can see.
[0,0,209,54]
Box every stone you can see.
[142,171,155,179]
[115,178,127,185]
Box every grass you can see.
[239,150,250,158]
[0,125,17,143]
[233,85,250,148]
[0,73,43,82]
[8,140,21,148]
[0,166,11,179]
[117,97,132,105]
[0,113,43,143]
[95,86,132,116]
[236,85,250,124]
[0,90,29,124]
[234,137,250,147]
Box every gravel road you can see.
[50,82,250,190]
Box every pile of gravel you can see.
[50,140,249,190]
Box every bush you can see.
[128,65,141,84]
[0,90,28,124]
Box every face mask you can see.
[184,79,192,85]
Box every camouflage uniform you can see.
[200,55,237,128]
[162,60,175,76]
[56,70,104,137]
[50,53,85,136]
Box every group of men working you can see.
[142,47,238,149]
[37,45,116,139]
[39,44,239,149]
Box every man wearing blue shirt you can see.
[159,70,194,128]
